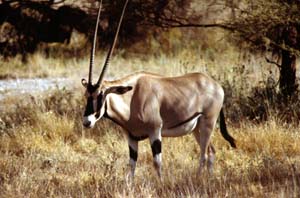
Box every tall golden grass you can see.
[1,97,299,197]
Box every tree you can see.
[1,0,299,98]
[147,0,300,97]
[0,0,90,60]
[224,0,300,97]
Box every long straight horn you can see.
[96,0,129,86]
[88,0,103,84]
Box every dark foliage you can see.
[0,1,91,60]
[224,80,300,125]
[0,0,191,59]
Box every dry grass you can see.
[0,52,88,79]
[0,88,300,198]
[0,28,265,81]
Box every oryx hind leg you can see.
[193,115,218,174]
[207,143,216,174]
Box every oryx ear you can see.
[81,79,88,88]
[106,86,133,95]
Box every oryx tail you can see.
[219,108,236,148]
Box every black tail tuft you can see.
[219,108,236,148]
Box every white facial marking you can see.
[83,114,97,128]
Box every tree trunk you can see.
[279,26,298,96]
[280,50,297,96]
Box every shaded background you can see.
[1,0,300,123]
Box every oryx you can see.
[81,0,236,180]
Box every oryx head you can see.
[81,0,129,128]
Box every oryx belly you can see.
[162,113,202,137]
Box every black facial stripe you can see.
[151,139,161,157]
[84,96,94,116]
[129,145,138,161]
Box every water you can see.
[0,78,73,101]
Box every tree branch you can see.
[166,22,235,31]
[265,57,281,68]
[152,15,235,31]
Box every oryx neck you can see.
[103,94,128,128]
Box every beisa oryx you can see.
[81,0,236,180]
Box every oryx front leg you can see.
[150,132,162,179]
[127,138,138,181]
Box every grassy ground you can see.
[1,40,299,197]
[0,96,299,197]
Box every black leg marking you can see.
[151,139,161,157]
[129,145,138,161]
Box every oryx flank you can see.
[81,0,236,180]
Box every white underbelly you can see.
[161,115,201,137]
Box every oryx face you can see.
[81,0,128,128]
[81,79,105,128]
[81,79,133,128]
